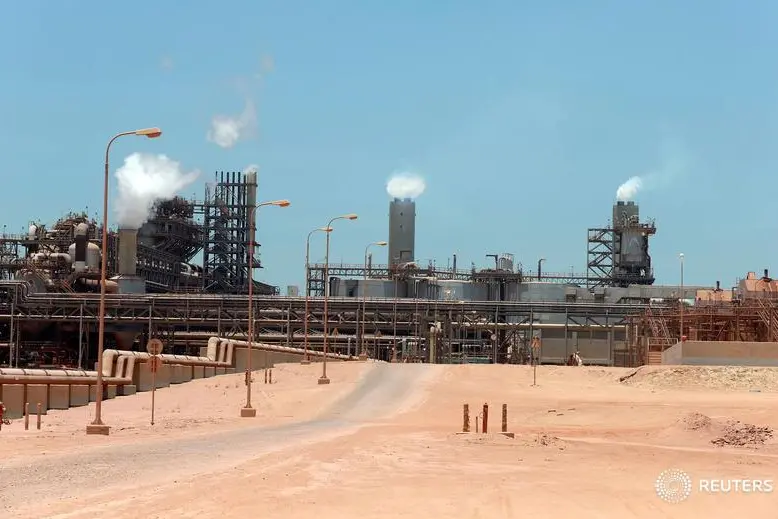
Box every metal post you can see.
[360,249,369,359]
[8,299,14,368]
[393,272,398,361]
[482,403,489,434]
[320,222,334,385]
[151,359,157,425]
[501,404,507,433]
[24,403,29,430]
[36,403,41,430]
[242,205,258,417]
[679,253,685,341]
[77,302,84,369]
[463,403,470,432]
[303,231,313,364]
[87,131,131,436]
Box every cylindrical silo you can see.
[388,198,416,267]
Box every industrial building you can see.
[0,171,719,369]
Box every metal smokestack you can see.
[118,227,138,276]
[388,198,416,267]
[243,170,258,290]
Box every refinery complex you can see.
[1,169,777,370]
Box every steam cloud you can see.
[115,153,200,228]
[386,172,426,199]
[207,99,257,149]
[616,176,643,201]
[243,163,259,175]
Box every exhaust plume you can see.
[616,176,643,201]
[243,163,259,175]
[386,172,426,199]
[207,99,257,149]
[115,153,200,228]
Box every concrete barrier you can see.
[661,340,778,366]
[2,385,24,419]
[48,385,70,410]
[69,385,89,407]
[27,384,48,415]
[0,337,296,420]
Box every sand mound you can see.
[620,366,778,392]
[678,412,713,431]
[711,421,774,448]
[671,413,773,448]
[453,432,566,450]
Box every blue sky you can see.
[1,1,777,291]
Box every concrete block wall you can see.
[661,340,778,366]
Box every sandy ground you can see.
[3,362,778,518]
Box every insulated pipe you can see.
[80,278,119,293]
[104,350,232,368]
[0,373,130,385]
[222,338,353,360]
[0,368,94,377]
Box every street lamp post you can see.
[86,127,162,437]
[360,241,387,360]
[241,199,290,418]
[679,252,685,342]
[319,213,358,385]
[303,226,332,365]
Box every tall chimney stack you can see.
[118,227,138,276]
[388,198,416,267]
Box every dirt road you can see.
[4,363,778,519]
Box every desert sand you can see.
[2,361,778,518]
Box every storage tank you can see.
[86,242,101,271]
[388,198,416,267]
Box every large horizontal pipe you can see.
[4,289,656,310]
[218,337,353,360]
[0,366,130,385]
[0,367,94,377]
[0,375,130,385]
[106,349,232,368]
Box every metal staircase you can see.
[644,306,675,365]
[755,299,778,341]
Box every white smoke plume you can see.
[616,176,643,201]
[615,135,691,201]
[115,153,200,228]
[207,99,257,149]
[243,163,259,175]
[386,171,426,199]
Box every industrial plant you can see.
[2,169,776,372]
